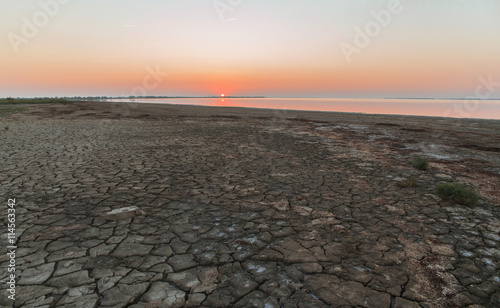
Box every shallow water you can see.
[104,98,500,120]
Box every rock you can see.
[106,206,144,220]
[435,173,452,180]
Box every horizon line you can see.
[3,96,500,101]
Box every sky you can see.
[1,0,500,98]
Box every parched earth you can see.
[1,102,499,307]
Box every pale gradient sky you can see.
[1,0,500,98]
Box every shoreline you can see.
[3,99,500,121]
[100,98,500,121]
[108,100,500,122]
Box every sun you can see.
[220,94,225,97]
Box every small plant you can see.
[412,156,429,170]
[436,182,480,207]
[4,126,8,130]
[398,176,419,188]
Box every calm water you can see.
[104,98,500,120]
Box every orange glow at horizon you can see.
[1,1,499,98]
[1,57,494,98]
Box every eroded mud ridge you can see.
[1,102,499,307]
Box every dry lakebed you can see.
[1,101,499,307]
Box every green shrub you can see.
[412,156,429,170]
[436,182,479,207]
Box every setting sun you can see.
[220,94,225,97]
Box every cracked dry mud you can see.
[1,102,499,307]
